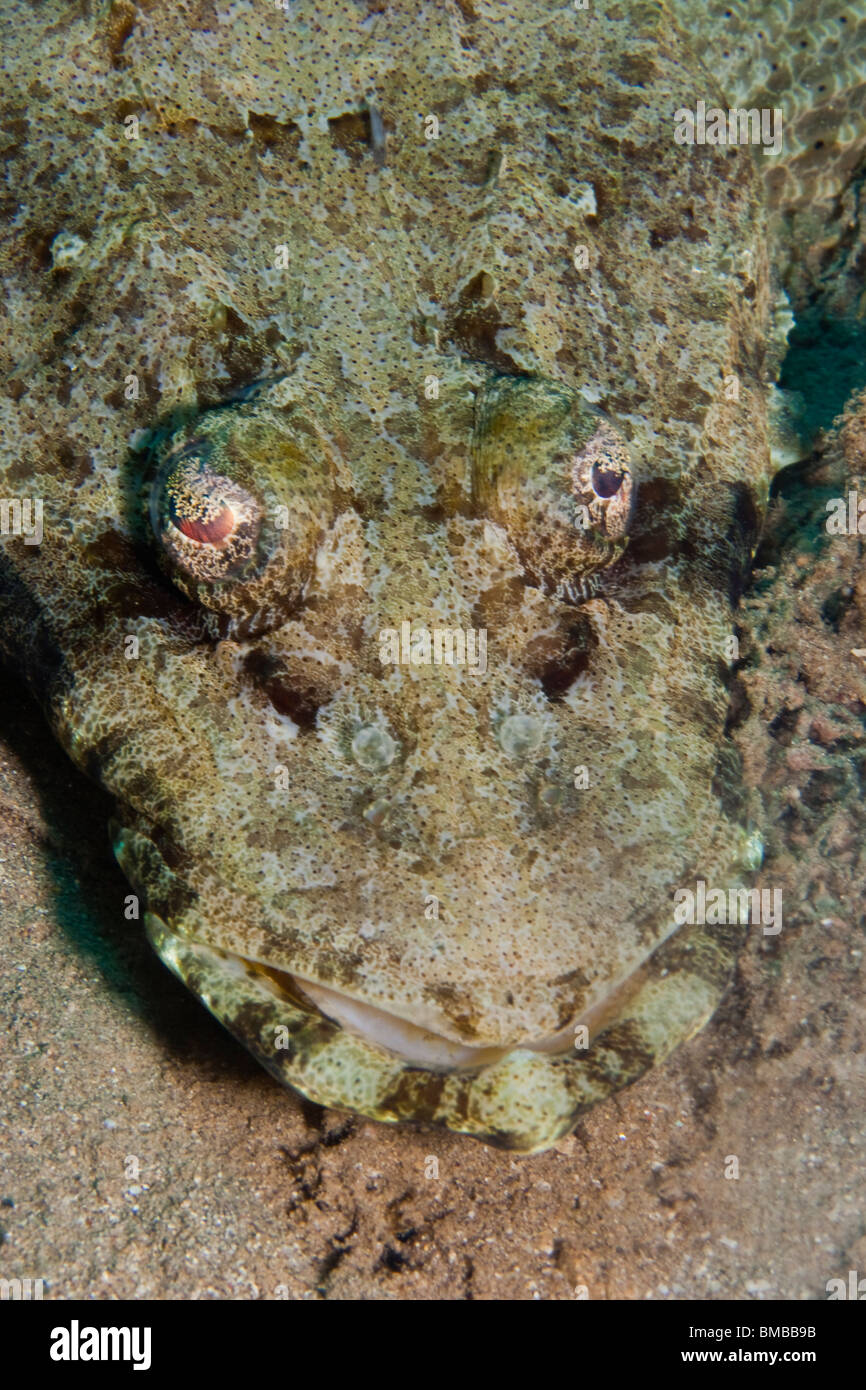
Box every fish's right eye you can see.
[148,399,338,631]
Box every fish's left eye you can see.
[591,463,624,498]
[471,375,635,599]
[570,419,634,543]
[148,398,338,630]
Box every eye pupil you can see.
[591,463,623,498]
[169,496,236,545]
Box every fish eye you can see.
[591,462,624,498]
[570,419,634,543]
[152,451,262,583]
[471,375,635,599]
[148,399,337,630]
[166,474,243,546]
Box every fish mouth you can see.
[147,913,637,1072]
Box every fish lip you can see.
[145,912,582,1071]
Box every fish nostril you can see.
[352,724,399,771]
[498,713,545,758]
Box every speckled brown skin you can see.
[1,0,779,1149]
[672,0,866,217]
[670,0,866,324]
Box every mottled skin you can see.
[1,0,790,1148]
